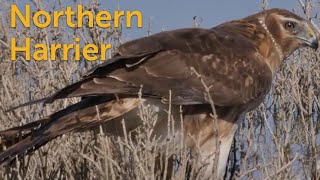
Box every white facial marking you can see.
[278,17,300,24]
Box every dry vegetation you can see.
[0,0,319,179]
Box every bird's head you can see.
[259,9,319,59]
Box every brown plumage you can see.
[0,8,318,178]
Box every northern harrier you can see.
[0,8,318,179]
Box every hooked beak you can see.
[309,37,319,50]
[297,23,319,50]
[299,36,319,50]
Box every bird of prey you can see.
[0,8,318,179]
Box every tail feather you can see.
[0,118,49,150]
[0,96,141,165]
[1,96,111,150]
[0,131,59,165]
[5,98,48,112]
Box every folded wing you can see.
[42,28,273,107]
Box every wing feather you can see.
[9,27,273,109]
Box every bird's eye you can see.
[284,22,295,30]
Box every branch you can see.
[298,0,320,36]
[190,67,220,179]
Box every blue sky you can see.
[98,0,301,40]
[16,0,308,41]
